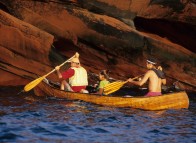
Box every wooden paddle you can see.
[104,75,143,95]
[24,52,79,92]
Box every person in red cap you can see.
[55,55,88,93]
[128,58,166,96]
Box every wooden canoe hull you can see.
[34,81,189,110]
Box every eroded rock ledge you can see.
[0,0,195,91]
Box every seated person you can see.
[94,70,110,95]
[55,56,88,93]
[128,58,166,96]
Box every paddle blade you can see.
[104,86,122,95]
[103,75,143,95]
[24,76,45,92]
[104,81,127,95]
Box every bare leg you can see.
[61,80,73,91]
[60,81,65,90]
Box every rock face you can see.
[0,0,195,91]
[0,9,55,85]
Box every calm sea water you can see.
[0,87,196,143]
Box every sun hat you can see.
[71,57,80,64]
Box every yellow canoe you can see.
[34,80,189,111]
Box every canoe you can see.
[34,79,189,111]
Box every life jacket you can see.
[151,68,165,79]
[69,67,88,86]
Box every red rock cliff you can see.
[0,0,195,91]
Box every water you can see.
[0,87,196,143]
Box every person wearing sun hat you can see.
[128,57,166,97]
[55,53,88,93]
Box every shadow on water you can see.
[0,86,196,143]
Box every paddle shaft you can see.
[124,74,143,84]
[104,74,143,91]
[24,53,77,92]
[43,56,74,77]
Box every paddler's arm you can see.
[94,88,104,95]
[55,66,63,79]
[128,71,150,86]
[161,79,166,85]
[157,66,166,85]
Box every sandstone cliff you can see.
[0,0,195,91]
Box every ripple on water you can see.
[53,124,73,132]
[31,125,67,138]
[99,116,117,122]
[0,133,22,142]
[93,127,110,133]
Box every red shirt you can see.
[62,68,75,79]
[62,68,86,92]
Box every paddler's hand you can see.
[127,78,133,82]
[55,66,60,71]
